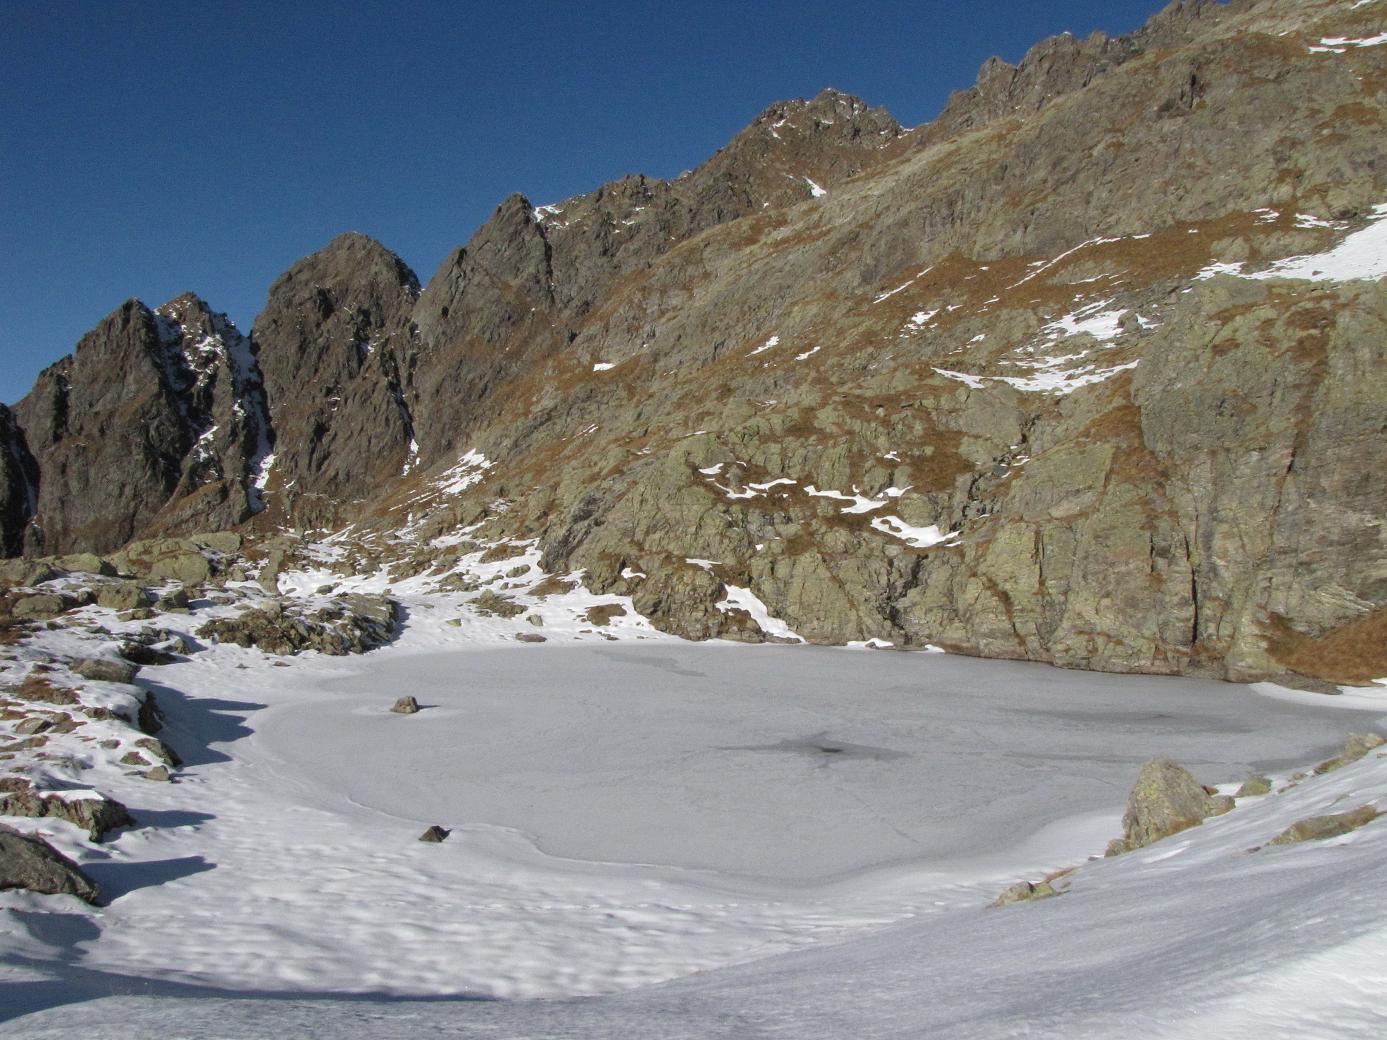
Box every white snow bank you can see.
[869,515,960,548]
[1200,204,1387,282]
[716,585,805,642]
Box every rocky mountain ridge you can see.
[3,0,1386,686]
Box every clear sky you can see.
[1,0,1175,405]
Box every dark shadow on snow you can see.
[138,679,265,766]
[80,855,216,902]
[0,956,496,1026]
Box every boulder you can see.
[156,587,191,611]
[0,560,57,588]
[54,553,115,576]
[149,552,211,586]
[1235,776,1273,798]
[11,593,71,619]
[418,825,451,843]
[470,591,525,619]
[390,696,420,715]
[96,582,150,611]
[0,823,100,903]
[70,657,141,685]
[1268,805,1381,846]
[515,632,547,643]
[1107,758,1227,855]
[192,532,242,555]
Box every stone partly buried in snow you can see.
[418,825,451,843]
[197,594,399,656]
[70,657,141,684]
[1313,733,1386,776]
[1267,805,1382,847]
[991,879,1060,908]
[0,778,133,841]
[0,823,100,904]
[390,696,420,714]
[1106,757,1235,856]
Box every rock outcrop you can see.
[0,405,38,556]
[251,233,420,526]
[0,778,132,841]
[12,296,267,554]
[197,594,399,656]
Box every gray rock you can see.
[0,823,100,903]
[390,696,420,715]
[0,780,132,842]
[1108,758,1226,855]
[197,595,399,656]
[70,657,140,685]
[418,825,451,843]
[96,582,150,611]
[1236,776,1273,798]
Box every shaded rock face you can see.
[0,405,38,556]
[251,232,421,527]
[12,296,268,555]
[0,823,100,904]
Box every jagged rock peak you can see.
[250,230,423,525]
[750,88,903,139]
[267,231,421,301]
[927,0,1242,139]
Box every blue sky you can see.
[1,0,1172,404]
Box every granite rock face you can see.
[12,296,268,554]
[251,232,421,527]
[0,405,38,556]
[4,0,1386,686]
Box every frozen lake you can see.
[270,644,1353,881]
[5,640,1382,1038]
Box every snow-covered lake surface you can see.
[4,632,1385,1037]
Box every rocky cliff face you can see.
[5,0,1386,686]
[250,232,420,527]
[13,296,268,553]
[0,405,37,556]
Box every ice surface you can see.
[2,633,1381,1036]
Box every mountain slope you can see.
[4,0,1387,685]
